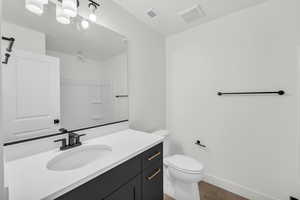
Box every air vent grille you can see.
[179,5,205,23]
[147,9,157,18]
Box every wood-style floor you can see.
[164,181,248,200]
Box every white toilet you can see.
[153,130,204,200]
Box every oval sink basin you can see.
[47,144,112,171]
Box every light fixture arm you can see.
[87,0,99,23]
[88,0,100,9]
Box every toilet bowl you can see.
[153,130,204,200]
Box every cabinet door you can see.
[104,175,141,200]
[2,50,60,142]
[142,162,163,200]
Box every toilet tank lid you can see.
[164,154,204,173]
[152,130,170,137]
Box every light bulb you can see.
[62,0,77,17]
[25,0,47,15]
[81,20,89,29]
[89,13,97,22]
[56,5,70,24]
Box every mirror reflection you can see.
[2,0,128,143]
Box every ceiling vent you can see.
[147,9,157,18]
[179,5,205,23]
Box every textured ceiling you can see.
[112,0,267,35]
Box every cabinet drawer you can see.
[142,143,163,169]
[142,161,163,200]
[55,155,142,200]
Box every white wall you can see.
[166,0,300,199]
[80,0,166,132]
[1,21,45,54]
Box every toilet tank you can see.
[152,130,170,157]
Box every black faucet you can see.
[54,138,68,151]
[54,129,86,151]
[68,132,85,147]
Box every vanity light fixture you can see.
[88,1,100,23]
[81,19,89,29]
[62,0,78,17]
[25,0,48,15]
[89,11,97,23]
[56,4,70,24]
[25,0,100,27]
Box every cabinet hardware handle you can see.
[59,128,68,133]
[54,138,67,150]
[147,168,161,181]
[148,152,161,161]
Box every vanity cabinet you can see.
[55,143,163,200]
[104,175,141,200]
[2,50,60,143]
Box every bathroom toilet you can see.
[153,130,204,200]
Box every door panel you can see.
[16,58,51,117]
[2,50,60,142]
[104,175,141,200]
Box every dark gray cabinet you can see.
[142,161,163,200]
[55,143,163,200]
[104,175,141,200]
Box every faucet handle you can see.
[54,138,67,150]
[59,128,68,134]
[75,134,86,145]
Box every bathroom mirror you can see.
[1,0,128,143]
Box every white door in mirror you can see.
[2,50,60,142]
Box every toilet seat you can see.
[164,154,203,174]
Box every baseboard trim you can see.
[203,173,280,200]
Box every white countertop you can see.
[5,129,164,200]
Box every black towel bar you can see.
[218,90,285,96]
